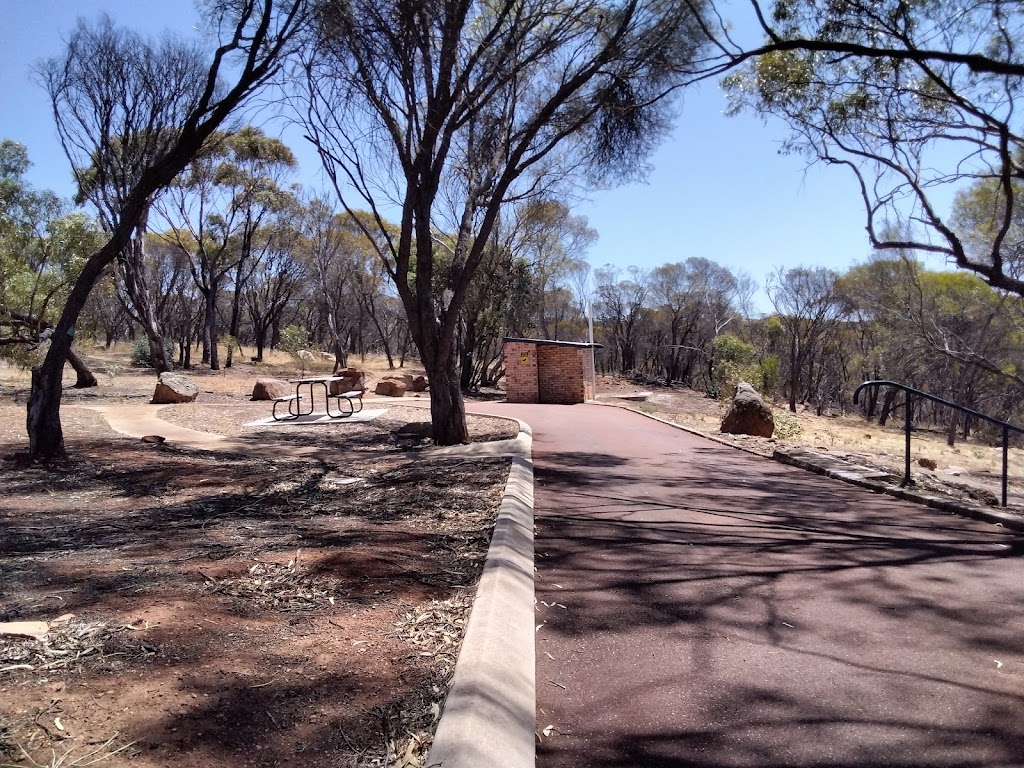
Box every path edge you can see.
[595,400,1024,534]
[773,449,1024,532]
[426,420,536,768]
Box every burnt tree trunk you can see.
[29,235,129,459]
[119,213,172,374]
[878,387,897,426]
[788,333,798,413]
[67,347,98,388]
[205,276,220,370]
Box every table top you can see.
[290,376,345,384]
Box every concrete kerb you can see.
[773,449,1024,533]
[593,399,1024,534]
[426,420,535,768]
[82,402,539,766]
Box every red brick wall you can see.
[538,346,586,404]
[504,341,539,403]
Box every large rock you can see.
[720,382,774,438]
[152,372,198,404]
[379,372,427,391]
[251,378,293,401]
[375,379,407,397]
[329,367,366,395]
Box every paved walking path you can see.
[492,403,1023,768]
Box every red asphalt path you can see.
[479,402,1024,768]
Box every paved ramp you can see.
[499,404,1023,768]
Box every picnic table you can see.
[271,376,364,421]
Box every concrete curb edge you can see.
[773,450,1024,533]
[426,420,536,768]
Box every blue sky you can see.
[0,1,948,311]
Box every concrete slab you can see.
[243,409,387,427]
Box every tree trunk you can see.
[460,320,477,390]
[878,387,897,426]
[254,323,268,363]
[332,336,349,371]
[865,385,878,419]
[425,356,469,444]
[67,347,98,388]
[205,279,220,370]
[225,264,246,369]
[28,232,130,460]
[363,295,395,369]
[28,362,66,459]
[120,215,172,374]
[788,333,798,413]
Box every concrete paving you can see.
[511,403,1024,768]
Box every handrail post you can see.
[904,392,912,486]
[1002,426,1009,507]
[856,379,1021,504]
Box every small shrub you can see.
[637,403,658,414]
[773,410,803,440]
[130,339,152,367]
[758,356,781,393]
[278,325,310,376]
[103,363,122,383]
[130,338,173,368]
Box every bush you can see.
[278,325,308,357]
[772,410,803,440]
[130,338,173,368]
[712,334,759,399]
[758,356,781,393]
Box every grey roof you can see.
[503,337,603,349]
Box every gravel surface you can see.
[156,401,520,443]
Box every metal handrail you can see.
[852,380,1024,506]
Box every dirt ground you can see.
[0,350,516,768]
[595,374,1024,513]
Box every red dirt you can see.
[0,379,508,767]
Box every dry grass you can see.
[630,387,1024,506]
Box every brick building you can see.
[503,337,600,404]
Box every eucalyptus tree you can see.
[29,1,308,460]
[457,211,537,390]
[157,128,297,369]
[716,0,1024,294]
[297,200,388,371]
[650,261,706,383]
[244,216,305,362]
[300,0,710,443]
[1,141,63,353]
[0,140,100,386]
[513,200,597,340]
[594,265,651,374]
[767,266,845,412]
[215,128,298,367]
